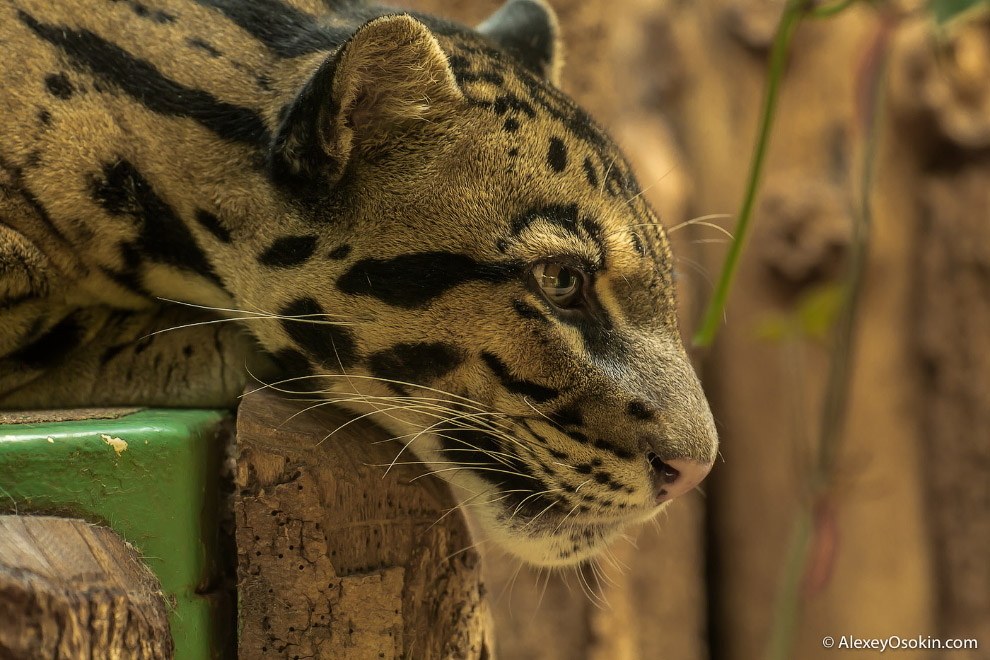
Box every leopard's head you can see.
[262,0,717,565]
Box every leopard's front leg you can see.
[0,304,269,409]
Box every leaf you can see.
[928,0,990,25]
[796,284,845,340]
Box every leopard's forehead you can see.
[407,32,679,321]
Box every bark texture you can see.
[235,390,491,660]
[0,516,173,660]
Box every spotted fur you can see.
[0,0,718,565]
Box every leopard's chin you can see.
[462,501,662,567]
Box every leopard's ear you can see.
[477,0,562,85]
[270,15,461,188]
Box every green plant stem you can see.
[765,508,814,660]
[692,0,807,347]
[764,19,887,660]
[810,0,858,19]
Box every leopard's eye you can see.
[532,262,583,307]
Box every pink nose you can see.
[648,453,714,503]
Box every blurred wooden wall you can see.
[405,1,990,658]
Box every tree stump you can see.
[235,389,491,660]
[0,515,173,660]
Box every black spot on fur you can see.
[503,117,519,132]
[91,159,224,287]
[44,73,74,99]
[581,216,607,265]
[100,343,125,366]
[279,297,358,368]
[337,253,519,309]
[480,351,559,403]
[268,347,314,378]
[602,161,623,197]
[507,147,519,158]
[592,439,635,461]
[453,68,505,88]
[627,400,654,421]
[510,204,579,239]
[574,463,593,475]
[188,37,221,57]
[568,431,589,444]
[328,244,351,260]
[258,235,317,268]
[368,342,464,385]
[583,157,598,187]
[100,265,150,297]
[192,0,350,58]
[11,313,83,369]
[37,109,52,125]
[547,137,567,173]
[551,404,583,427]
[492,93,536,118]
[131,2,175,23]
[194,210,232,243]
[513,299,549,324]
[19,11,268,146]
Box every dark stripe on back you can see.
[192,0,350,58]
[337,252,519,309]
[279,296,358,368]
[480,351,559,403]
[258,235,317,268]
[91,159,224,287]
[367,342,464,385]
[18,11,268,146]
[10,312,84,369]
[194,210,232,243]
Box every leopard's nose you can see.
[647,452,713,504]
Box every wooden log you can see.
[234,389,491,660]
[0,515,173,660]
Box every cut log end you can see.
[0,515,173,660]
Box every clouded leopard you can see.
[0,0,718,565]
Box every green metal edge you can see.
[0,409,233,660]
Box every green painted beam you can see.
[0,409,234,660]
